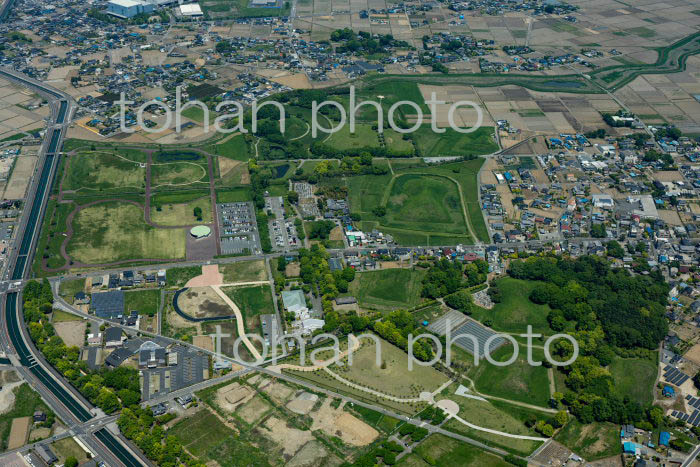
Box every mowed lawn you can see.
[151,161,208,186]
[333,337,449,398]
[609,356,657,406]
[385,174,467,234]
[402,434,510,467]
[349,268,425,311]
[151,196,213,226]
[469,345,551,407]
[555,418,622,460]
[471,277,551,334]
[66,202,185,264]
[64,151,146,192]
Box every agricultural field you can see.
[412,126,498,157]
[0,382,55,452]
[66,201,185,264]
[348,268,425,311]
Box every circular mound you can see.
[190,225,211,239]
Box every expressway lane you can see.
[0,69,149,466]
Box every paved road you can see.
[0,68,149,467]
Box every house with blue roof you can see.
[659,431,670,447]
[662,385,675,398]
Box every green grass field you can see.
[151,195,212,226]
[170,408,271,465]
[412,126,498,157]
[52,309,83,323]
[470,278,551,334]
[151,161,208,187]
[124,289,160,316]
[64,151,146,193]
[66,201,185,264]
[223,284,275,332]
[216,187,252,202]
[609,356,657,406]
[219,260,267,283]
[555,418,622,460]
[346,158,488,244]
[403,434,510,466]
[384,174,467,234]
[349,268,425,311]
[332,337,449,399]
[58,278,85,303]
[469,345,551,407]
[204,133,249,161]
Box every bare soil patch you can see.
[260,381,295,405]
[287,441,332,467]
[54,321,86,348]
[261,416,314,457]
[215,382,254,413]
[310,399,378,446]
[237,394,272,424]
[185,264,224,287]
[218,158,241,178]
[286,391,318,415]
[177,286,232,318]
[7,416,30,449]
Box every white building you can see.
[107,0,154,18]
[178,3,203,16]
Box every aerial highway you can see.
[0,68,148,467]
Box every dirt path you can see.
[547,368,556,397]
[211,285,262,361]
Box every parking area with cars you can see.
[216,202,261,255]
[265,196,300,252]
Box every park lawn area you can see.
[395,158,488,242]
[51,310,83,323]
[223,284,274,331]
[216,187,252,203]
[383,129,415,153]
[151,196,213,226]
[203,133,249,160]
[555,418,622,460]
[349,268,425,311]
[469,345,551,407]
[124,289,160,316]
[58,278,86,303]
[331,337,449,399]
[384,173,467,234]
[51,437,88,464]
[609,356,657,406]
[64,151,147,192]
[0,384,54,451]
[151,161,208,187]
[346,172,394,219]
[219,260,267,283]
[32,199,73,275]
[407,434,510,467]
[470,277,551,334]
[66,201,185,264]
[412,126,498,157]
